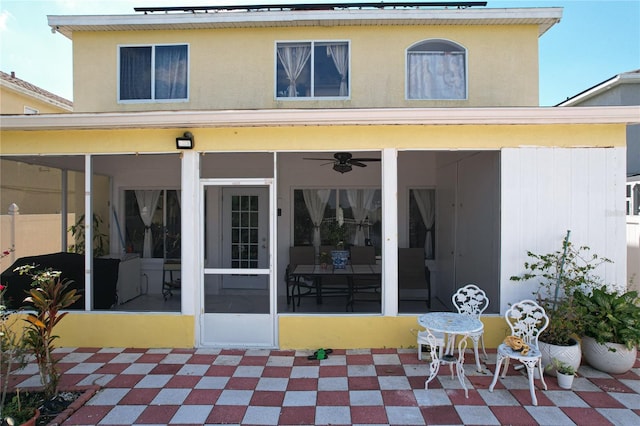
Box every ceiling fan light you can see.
[333,163,352,174]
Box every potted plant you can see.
[319,251,332,269]
[322,221,349,269]
[68,213,109,257]
[546,357,576,389]
[574,285,640,374]
[510,230,610,375]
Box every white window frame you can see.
[275,40,351,100]
[117,43,190,104]
[405,38,468,101]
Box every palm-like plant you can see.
[16,266,81,399]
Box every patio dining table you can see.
[290,264,381,310]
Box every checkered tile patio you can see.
[7,347,640,425]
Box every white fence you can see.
[0,205,75,270]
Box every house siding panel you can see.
[500,147,627,312]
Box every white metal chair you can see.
[417,328,444,361]
[489,299,549,406]
[422,328,471,398]
[452,284,489,372]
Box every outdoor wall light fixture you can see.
[176,131,194,149]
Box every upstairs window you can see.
[407,39,466,100]
[276,41,349,99]
[119,44,188,102]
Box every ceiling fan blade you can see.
[303,157,335,161]
[350,157,381,162]
[350,160,368,167]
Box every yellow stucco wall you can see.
[0,86,69,114]
[4,311,505,350]
[54,314,195,348]
[0,124,626,156]
[278,315,509,350]
[72,24,539,112]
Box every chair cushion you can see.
[497,343,541,359]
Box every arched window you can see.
[406,39,466,100]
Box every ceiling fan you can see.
[303,152,381,174]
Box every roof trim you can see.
[48,7,562,39]
[557,69,640,106]
[1,106,637,131]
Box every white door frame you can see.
[197,178,277,348]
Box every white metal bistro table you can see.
[418,312,483,398]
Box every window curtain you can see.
[346,189,377,246]
[277,44,311,97]
[407,51,465,99]
[120,47,151,100]
[302,189,331,254]
[413,189,435,258]
[135,190,162,258]
[327,44,349,96]
[155,45,188,99]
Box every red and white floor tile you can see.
[8,347,640,425]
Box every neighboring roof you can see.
[557,69,640,107]
[1,106,638,131]
[48,6,562,40]
[0,70,73,112]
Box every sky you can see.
[0,0,638,106]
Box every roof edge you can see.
[1,106,637,131]
[0,71,73,111]
[48,7,563,39]
[557,70,640,107]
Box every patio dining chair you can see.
[398,248,430,308]
[285,246,316,311]
[452,284,489,371]
[489,299,549,406]
[348,246,380,311]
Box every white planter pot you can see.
[556,372,574,389]
[581,335,637,374]
[539,339,581,377]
